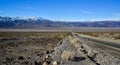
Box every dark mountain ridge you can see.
[0,16,120,28]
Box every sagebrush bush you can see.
[61,50,75,60]
[87,49,94,58]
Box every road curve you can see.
[73,33,120,50]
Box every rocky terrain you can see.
[51,35,120,65]
[0,32,70,65]
[0,32,120,65]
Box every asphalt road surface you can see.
[73,33,120,50]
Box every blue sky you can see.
[0,0,120,21]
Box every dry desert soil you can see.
[0,32,120,65]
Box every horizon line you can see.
[0,16,120,22]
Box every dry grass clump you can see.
[87,49,94,57]
[114,34,120,40]
[70,38,77,44]
[61,50,75,60]
[68,36,80,48]
[69,36,77,44]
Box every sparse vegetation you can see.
[61,50,75,61]
[87,49,95,58]
[0,32,72,65]
[0,32,120,65]
[68,36,81,48]
[114,35,120,40]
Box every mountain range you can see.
[0,16,120,28]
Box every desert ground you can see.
[0,29,120,65]
[0,27,120,32]
[0,32,71,65]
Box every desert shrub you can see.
[114,36,120,40]
[87,49,94,58]
[61,50,75,61]
[68,36,81,48]
[64,32,72,37]
[69,36,77,44]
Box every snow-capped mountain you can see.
[0,16,49,22]
[0,16,120,28]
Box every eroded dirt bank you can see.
[52,35,120,65]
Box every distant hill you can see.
[0,16,120,28]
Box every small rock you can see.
[18,56,24,60]
[34,61,41,65]
[42,62,48,65]
[52,60,57,65]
